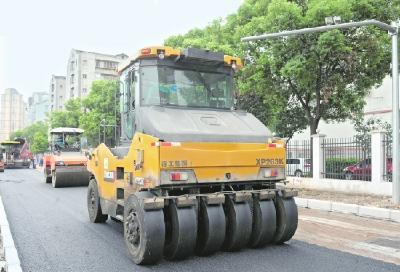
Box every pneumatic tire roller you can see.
[86,46,299,265]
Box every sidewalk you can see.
[295,188,400,210]
[287,187,400,223]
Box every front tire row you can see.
[87,181,298,265]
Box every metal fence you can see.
[382,133,392,182]
[322,137,371,181]
[286,140,311,177]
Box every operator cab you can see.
[117,46,269,146]
[50,127,87,153]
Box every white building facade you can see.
[65,49,128,101]
[0,88,26,141]
[49,75,66,111]
[26,92,49,125]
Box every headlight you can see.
[55,161,65,166]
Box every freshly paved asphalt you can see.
[0,169,399,272]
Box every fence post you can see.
[311,134,326,181]
[371,130,385,183]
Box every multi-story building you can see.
[26,92,49,125]
[65,49,128,100]
[49,75,66,111]
[0,88,26,141]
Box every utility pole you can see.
[242,19,400,203]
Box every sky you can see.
[0,0,243,99]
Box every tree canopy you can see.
[47,80,120,146]
[165,0,400,138]
[80,80,120,146]
[9,121,48,154]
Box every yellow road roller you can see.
[86,46,298,264]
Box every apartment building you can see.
[26,92,49,125]
[49,75,66,111]
[0,88,26,141]
[65,49,128,100]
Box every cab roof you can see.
[50,127,84,134]
[0,140,20,145]
[117,46,243,74]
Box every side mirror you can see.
[85,151,92,160]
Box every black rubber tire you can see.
[110,216,121,222]
[273,197,298,244]
[345,172,353,180]
[87,179,108,223]
[124,193,165,265]
[249,198,277,248]
[164,201,197,260]
[222,196,252,251]
[195,199,226,256]
[52,171,60,188]
[44,168,51,183]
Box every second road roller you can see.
[86,46,298,264]
[44,127,90,187]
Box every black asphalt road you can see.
[0,169,399,272]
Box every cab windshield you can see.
[141,66,234,109]
[52,134,82,152]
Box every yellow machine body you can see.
[87,132,286,201]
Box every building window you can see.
[82,88,87,94]
[96,60,118,70]
[82,74,87,79]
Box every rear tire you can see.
[87,179,108,223]
[273,197,298,244]
[195,198,226,256]
[222,196,252,251]
[249,198,276,248]
[294,170,302,177]
[345,172,353,180]
[164,200,197,260]
[44,168,51,183]
[124,193,165,265]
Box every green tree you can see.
[30,132,49,154]
[80,80,120,146]
[9,121,49,154]
[165,0,400,138]
[48,98,82,128]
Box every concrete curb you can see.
[0,196,22,272]
[294,197,400,223]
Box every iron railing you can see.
[322,137,371,181]
[382,133,392,182]
[286,140,311,177]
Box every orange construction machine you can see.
[43,127,90,188]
